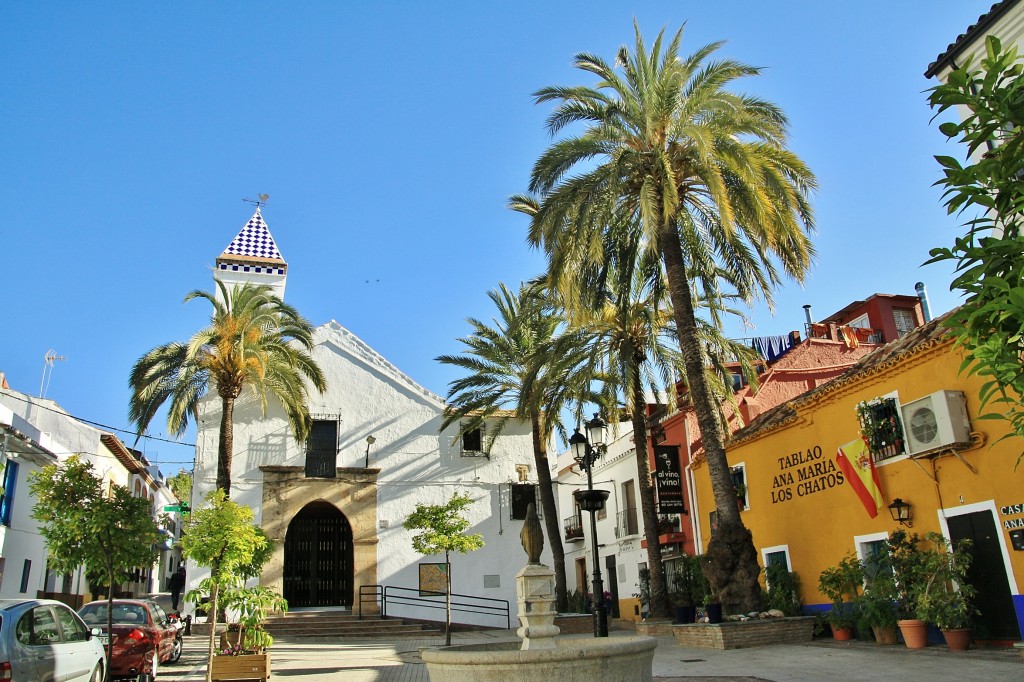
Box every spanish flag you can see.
[836,438,883,518]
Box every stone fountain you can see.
[420,503,657,681]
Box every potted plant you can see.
[220,583,288,653]
[887,529,931,648]
[702,590,723,624]
[764,563,802,617]
[860,545,899,645]
[915,534,976,652]
[818,552,864,641]
[669,555,707,624]
[734,482,747,511]
[856,400,904,457]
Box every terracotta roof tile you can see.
[729,311,955,445]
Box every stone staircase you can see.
[191,610,441,640]
[263,610,441,638]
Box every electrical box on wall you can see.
[1010,529,1024,551]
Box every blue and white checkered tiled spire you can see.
[216,207,287,275]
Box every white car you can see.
[0,598,104,681]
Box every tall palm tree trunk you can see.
[629,357,671,619]
[658,221,763,614]
[532,414,568,612]
[217,396,235,494]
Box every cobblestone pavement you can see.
[153,630,1021,682]
[157,630,505,682]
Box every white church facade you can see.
[188,209,546,626]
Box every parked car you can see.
[0,598,105,681]
[78,598,182,681]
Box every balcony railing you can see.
[806,323,883,344]
[563,515,583,542]
[615,507,639,539]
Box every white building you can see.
[189,209,545,627]
[0,378,182,604]
[556,419,660,623]
[0,397,59,601]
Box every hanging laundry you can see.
[838,326,859,349]
[750,334,795,362]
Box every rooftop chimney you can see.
[802,304,814,326]
[914,282,932,323]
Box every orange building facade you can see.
[688,315,1023,642]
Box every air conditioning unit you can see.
[900,390,971,456]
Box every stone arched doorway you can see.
[283,501,353,607]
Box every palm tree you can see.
[524,24,816,612]
[521,200,762,619]
[437,282,598,612]
[129,280,327,494]
[579,235,681,620]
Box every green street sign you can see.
[163,505,180,512]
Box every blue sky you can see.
[1,2,989,471]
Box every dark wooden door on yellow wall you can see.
[284,501,353,608]
[947,511,1021,640]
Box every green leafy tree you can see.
[403,493,484,645]
[521,24,815,612]
[180,490,267,682]
[166,468,192,505]
[437,282,597,612]
[928,35,1024,465]
[129,280,327,494]
[30,455,161,681]
[514,201,761,619]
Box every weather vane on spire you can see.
[243,193,270,209]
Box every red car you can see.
[78,599,182,681]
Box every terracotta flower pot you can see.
[942,628,971,652]
[897,618,928,649]
[871,625,899,645]
[832,626,854,641]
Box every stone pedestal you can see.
[515,563,559,650]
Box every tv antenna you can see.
[39,349,68,398]
[243,193,270,209]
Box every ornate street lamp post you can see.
[570,414,610,638]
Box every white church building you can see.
[187,209,546,626]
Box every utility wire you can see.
[0,390,195,447]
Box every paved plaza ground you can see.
[155,628,1021,682]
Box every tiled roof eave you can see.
[728,329,955,447]
[99,433,145,474]
[925,0,1020,78]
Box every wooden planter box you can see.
[210,652,270,681]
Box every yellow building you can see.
[691,313,1023,641]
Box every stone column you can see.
[516,563,560,650]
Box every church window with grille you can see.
[305,417,340,478]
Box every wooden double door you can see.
[283,501,353,608]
